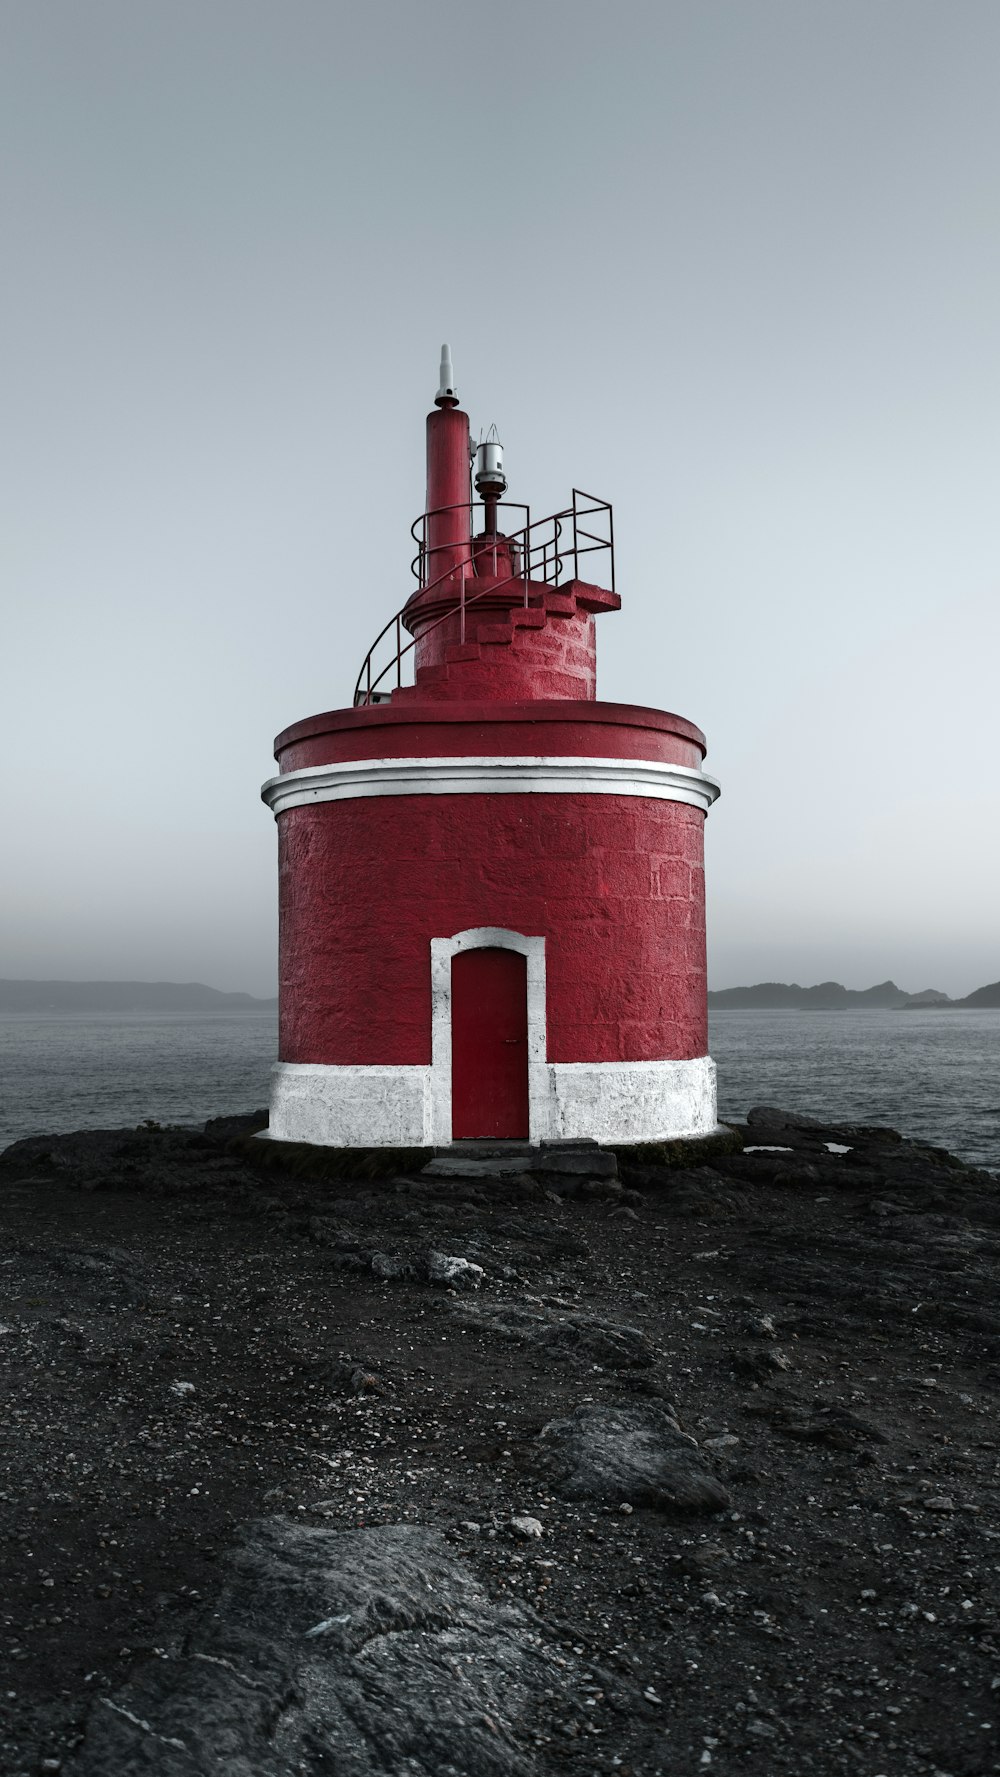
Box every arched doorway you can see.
[451,947,529,1139]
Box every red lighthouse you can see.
[261,350,721,1149]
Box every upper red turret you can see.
[353,347,620,708]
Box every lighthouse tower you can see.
[261,350,721,1149]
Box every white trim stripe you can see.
[261,754,720,817]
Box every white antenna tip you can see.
[436,343,457,405]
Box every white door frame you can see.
[429,926,549,1146]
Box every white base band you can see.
[266,1055,718,1149]
[548,1057,718,1145]
[266,1063,432,1149]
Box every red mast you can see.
[423,345,472,585]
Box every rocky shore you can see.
[1,1110,999,1776]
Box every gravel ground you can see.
[1,1110,999,1775]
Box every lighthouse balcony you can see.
[354,491,616,708]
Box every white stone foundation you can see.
[265,1054,718,1149]
[547,1057,718,1145]
[265,1062,431,1148]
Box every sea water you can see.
[0,1007,997,1171]
[0,1012,278,1153]
[711,1007,1000,1171]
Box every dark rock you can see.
[746,1106,831,1131]
[370,1250,417,1281]
[746,1313,778,1338]
[348,1366,381,1395]
[308,1216,365,1248]
[329,1250,371,1273]
[454,1301,656,1368]
[67,1519,568,1776]
[746,1398,888,1449]
[307,1232,484,1290]
[537,1403,729,1513]
[425,1251,485,1290]
[539,1174,621,1201]
[731,1347,794,1381]
[202,1111,269,1144]
[616,1168,748,1217]
[531,1146,618,1180]
[507,1514,544,1540]
[679,1543,730,1576]
[713,1152,815,1184]
[370,1249,485,1288]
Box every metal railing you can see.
[410,500,531,587]
[352,490,613,707]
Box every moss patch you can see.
[231,1135,433,1182]
[611,1124,745,1171]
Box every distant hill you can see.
[0,980,277,1013]
[959,980,1000,1007]
[706,979,984,1009]
[709,978,1000,1008]
[708,979,918,1009]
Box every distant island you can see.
[0,980,278,1013]
[708,978,1000,1009]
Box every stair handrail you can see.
[352,563,523,707]
[352,491,613,708]
[410,499,531,586]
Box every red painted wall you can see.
[274,700,708,775]
[396,575,620,706]
[277,793,707,1068]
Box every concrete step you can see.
[434,1140,536,1158]
[533,1146,618,1180]
[422,1155,535,1179]
[423,1139,618,1183]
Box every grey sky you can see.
[2,0,997,998]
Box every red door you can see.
[451,948,529,1140]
